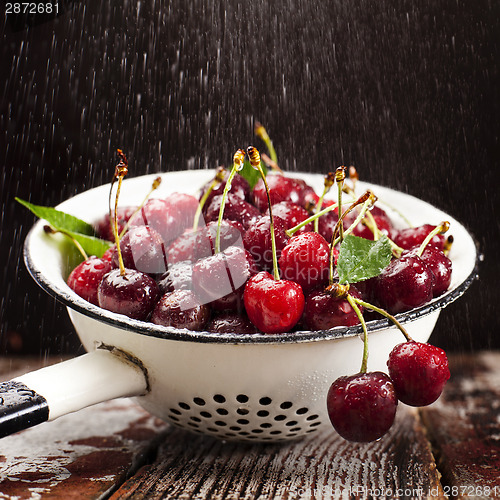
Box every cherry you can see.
[394,224,446,251]
[279,232,330,293]
[404,246,452,297]
[165,192,199,229]
[244,271,304,334]
[204,193,261,230]
[387,341,450,406]
[97,150,160,321]
[351,214,395,241]
[265,201,313,233]
[207,311,258,334]
[151,289,210,330]
[166,229,199,264]
[192,245,257,308]
[101,245,117,263]
[67,256,112,306]
[326,371,398,442]
[157,260,193,294]
[95,205,138,241]
[252,174,313,212]
[130,197,185,245]
[373,254,434,314]
[112,225,167,275]
[193,220,246,260]
[243,215,289,272]
[304,285,363,330]
[199,171,251,210]
[97,268,160,320]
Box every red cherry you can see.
[193,220,246,260]
[112,225,167,275]
[166,229,199,264]
[207,312,258,334]
[244,271,305,334]
[265,201,313,233]
[67,257,112,305]
[243,215,289,272]
[205,193,261,230]
[373,255,434,314]
[278,232,330,293]
[95,206,138,241]
[151,290,210,331]
[303,286,363,330]
[327,371,398,442]
[252,175,313,212]
[97,268,160,320]
[199,172,251,210]
[387,341,450,406]
[394,224,446,251]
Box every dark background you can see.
[1,0,498,356]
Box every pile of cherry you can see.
[66,148,452,442]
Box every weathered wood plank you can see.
[0,357,169,499]
[111,404,444,500]
[420,352,500,499]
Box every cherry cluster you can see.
[64,140,453,442]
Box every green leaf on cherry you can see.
[238,159,267,189]
[336,234,392,284]
[16,197,112,258]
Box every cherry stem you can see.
[248,145,280,281]
[351,296,413,342]
[346,293,369,374]
[43,225,89,261]
[255,122,278,165]
[193,167,226,231]
[215,152,245,254]
[286,199,345,237]
[119,176,162,238]
[416,221,450,257]
[112,150,128,276]
[336,167,347,243]
[314,172,335,233]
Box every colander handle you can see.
[0,348,148,439]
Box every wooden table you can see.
[1,352,499,499]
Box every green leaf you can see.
[238,159,267,189]
[16,198,95,235]
[336,234,392,284]
[16,197,112,258]
[64,230,113,258]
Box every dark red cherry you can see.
[252,174,313,212]
[351,214,395,241]
[166,229,199,264]
[387,341,450,406]
[244,271,305,334]
[97,268,160,320]
[101,245,117,263]
[404,246,452,297]
[193,220,246,260]
[373,255,434,314]
[165,192,199,229]
[394,224,446,251]
[112,225,167,275]
[130,198,184,245]
[204,193,261,230]
[95,206,138,241]
[192,246,257,308]
[304,286,363,330]
[67,257,112,305]
[157,260,193,294]
[199,172,251,210]
[207,312,258,334]
[265,201,313,233]
[327,371,398,442]
[243,215,289,272]
[278,232,330,293]
[151,289,210,331]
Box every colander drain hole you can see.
[167,393,322,441]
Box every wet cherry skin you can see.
[244,271,305,334]
[387,341,450,406]
[67,256,112,306]
[327,371,398,442]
